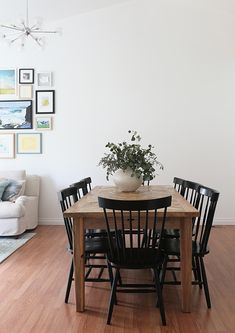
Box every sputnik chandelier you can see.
[0,0,59,48]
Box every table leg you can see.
[180,217,192,312]
[73,217,85,312]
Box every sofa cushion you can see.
[0,201,25,218]
[0,179,10,201]
[2,179,26,202]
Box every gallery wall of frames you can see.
[0,68,55,158]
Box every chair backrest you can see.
[98,196,172,261]
[181,180,201,208]
[79,177,92,193]
[193,185,219,253]
[58,186,78,251]
[70,177,92,196]
[173,177,186,194]
[70,180,88,198]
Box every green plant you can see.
[99,130,163,181]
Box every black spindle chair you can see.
[161,185,219,308]
[98,195,172,325]
[59,186,112,304]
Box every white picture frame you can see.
[19,85,33,99]
[37,72,52,87]
[0,133,15,158]
[0,69,17,99]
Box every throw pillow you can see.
[0,179,10,201]
[2,179,26,202]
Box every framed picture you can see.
[19,85,33,99]
[0,133,15,158]
[19,68,34,84]
[0,69,17,99]
[0,100,33,130]
[37,72,52,87]
[36,90,55,114]
[17,133,42,154]
[35,116,52,130]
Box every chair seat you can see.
[85,228,107,238]
[85,237,109,253]
[163,228,180,238]
[162,238,209,256]
[108,248,164,269]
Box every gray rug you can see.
[0,232,36,263]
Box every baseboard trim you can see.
[213,218,235,225]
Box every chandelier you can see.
[0,0,59,48]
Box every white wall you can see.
[1,0,234,224]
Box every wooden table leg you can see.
[73,217,85,312]
[180,217,192,312]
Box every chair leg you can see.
[107,269,118,325]
[160,255,168,285]
[199,257,211,308]
[65,260,74,303]
[154,268,166,326]
[195,256,202,289]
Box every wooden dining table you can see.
[63,185,199,313]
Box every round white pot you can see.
[113,168,143,192]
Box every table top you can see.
[63,185,199,219]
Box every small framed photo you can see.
[35,117,52,130]
[0,69,17,99]
[19,85,33,99]
[37,72,52,87]
[17,133,42,154]
[0,133,15,158]
[36,90,55,114]
[19,68,34,84]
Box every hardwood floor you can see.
[0,225,234,333]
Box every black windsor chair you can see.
[98,195,172,325]
[59,186,113,304]
[161,185,219,308]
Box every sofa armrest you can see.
[15,195,39,229]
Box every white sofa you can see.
[0,170,40,236]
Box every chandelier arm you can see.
[10,32,26,43]
[0,24,24,32]
[30,30,58,34]
[29,33,43,47]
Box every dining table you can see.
[63,185,199,313]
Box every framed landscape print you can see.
[35,116,52,130]
[0,100,33,130]
[19,68,34,84]
[0,69,17,99]
[19,85,33,99]
[36,90,55,114]
[37,72,52,87]
[0,133,15,158]
[17,133,42,154]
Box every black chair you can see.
[161,185,219,308]
[59,186,112,304]
[173,177,186,194]
[70,177,108,238]
[98,195,172,325]
[164,179,201,239]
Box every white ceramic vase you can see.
[113,168,143,192]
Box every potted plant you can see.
[99,130,163,191]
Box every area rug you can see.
[0,232,36,263]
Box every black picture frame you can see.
[19,68,34,84]
[0,100,33,130]
[36,90,55,114]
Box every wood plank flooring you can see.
[0,225,234,333]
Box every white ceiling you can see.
[1,0,235,24]
[0,0,131,22]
